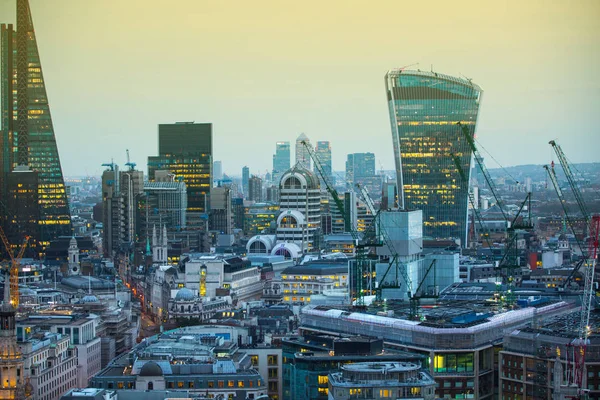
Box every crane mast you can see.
[0,226,29,307]
[301,141,367,306]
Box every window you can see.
[268,381,278,392]
[167,382,174,389]
[268,355,278,365]
[251,355,259,366]
[268,368,278,379]
[117,382,124,389]
[238,380,244,388]
[188,381,194,388]
[228,380,234,387]
[177,381,184,388]
[317,375,328,385]
[380,389,391,398]
[218,380,224,388]
[208,381,214,388]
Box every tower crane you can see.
[302,141,368,306]
[458,122,509,224]
[0,226,29,307]
[125,149,137,171]
[545,140,600,391]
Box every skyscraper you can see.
[148,122,212,230]
[248,175,263,202]
[385,69,482,244]
[295,133,312,169]
[346,153,376,184]
[314,141,332,185]
[242,166,250,197]
[213,160,223,183]
[272,141,290,185]
[1,0,72,251]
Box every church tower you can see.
[67,236,80,276]
[0,274,26,399]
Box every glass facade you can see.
[385,70,482,244]
[149,122,213,230]
[314,141,332,185]
[1,1,72,251]
[272,141,290,185]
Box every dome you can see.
[280,163,320,190]
[139,361,163,377]
[175,288,196,301]
[81,295,98,303]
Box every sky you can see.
[1,0,599,178]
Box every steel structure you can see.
[302,141,367,306]
[0,226,29,306]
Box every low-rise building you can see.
[280,260,348,304]
[328,361,436,400]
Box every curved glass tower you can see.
[385,70,482,244]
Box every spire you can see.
[162,224,168,247]
[152,225,157,247]
[3,271,11,309]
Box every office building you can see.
[248,175,263,202]
[295,133,312,169]
[300,298,574,399]
[331,192,357,234]
[1,2,72,251]
[328,362,436,400]
[272,141,291,185]
[244,202,280,236]
[345,153,376,186]
[136,178,187,245]
[4,166,39,257]
[242,166,250,197]
[283,334,430,400]
[213,160,223,183]
[148,122,212,230]
[385,69,482,244]
[89,325,269,399]
[209,186,233,234]
[276,164,321,253]
[314,141,332,184]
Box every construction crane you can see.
[302,141,368,306]
[546,140,599,391]
[458,122,509,224]
[355,184,409,302]
[549,140,589,231]
[544,163,586,288]
[125,149,137,171]
[0,226,29,307]
[452,153,493,250]
[572,215,600,390]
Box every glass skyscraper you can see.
[272,141,290,185]
[385,70,482,244]
[314,141,332,184]
[148,122,212,230]
[1,0,71,251]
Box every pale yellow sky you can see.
[1,0,599,177]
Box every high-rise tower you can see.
[148,122,212,230]
[272,141,290,185]
[314,141,332,185]
[385,69,482,244]
[1,0,72,252]
[295,133,311,170]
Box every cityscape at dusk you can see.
[0,1,599,400]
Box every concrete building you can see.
[328,362,436,400]
[300,298,575,399]
[0,277,27,399]
[245,346,283,400]
[248,175,263,202]
[277,164,321,252]
[244,203,280,236]
[17,313,102,389]
[89,325,269,399]
[279,260,349,304]
[209,186,233,235]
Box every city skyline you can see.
[0,0,598,179]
